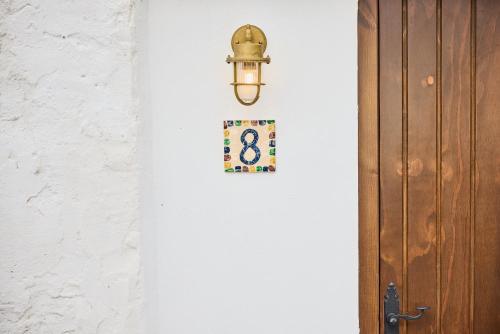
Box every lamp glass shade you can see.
[235,61,260,104]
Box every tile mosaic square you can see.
[223,120,276,173]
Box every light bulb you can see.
[244,72,254,83]
[236,61,259,104]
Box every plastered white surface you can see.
[148,0,358,333]
[0,1,143,333]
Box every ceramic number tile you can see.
[223,120,276,173]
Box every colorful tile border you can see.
[223,120,276,173]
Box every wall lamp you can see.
[226,24,271,106]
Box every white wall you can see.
[0,1,143,333]
[147,0,358,333]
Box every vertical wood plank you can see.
[358,0,380,332]
[407,0,438,332]
[440,0,472,332]
[469,0,476,331]
[474,0,500,332]
[436,1,442,330]
[402,2,409,331]
[378,0,403,333]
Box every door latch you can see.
[384,282,430,334]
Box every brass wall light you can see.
[226,24,271,106]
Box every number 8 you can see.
[239,129,261,165]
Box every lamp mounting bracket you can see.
[231,24,267,53]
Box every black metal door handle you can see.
[384,282,430,333]
[386,306,430,325]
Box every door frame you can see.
[358,0,380,332]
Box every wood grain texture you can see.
[361,1,499,332]
[402,2,410,332]
[407,0,438,332]
[379,1,403,333]
[474,0,500,332]
[358,0,379,332]
[440,0,472,332]
[469,0,476,330]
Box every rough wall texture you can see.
[0,1,143,333]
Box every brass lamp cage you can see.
[226,24,271,106]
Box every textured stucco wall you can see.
[0,1,143,333]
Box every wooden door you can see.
[358,0,500,333]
